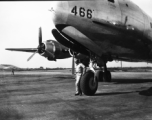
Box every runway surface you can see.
[0,70,152,120]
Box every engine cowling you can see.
[40,40,62,61]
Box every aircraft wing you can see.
[6,48,37,53]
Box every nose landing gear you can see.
[80,70,98,96]
[80,57,112,96]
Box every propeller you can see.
[27,27,46,61]
[39,27,42,45]
[27,51,38,61]
[45,50,55,59]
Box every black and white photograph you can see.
[1,0,152,119]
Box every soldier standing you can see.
[75,59,86,96]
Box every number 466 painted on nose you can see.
[71,6,93,19]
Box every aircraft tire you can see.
[103,71,111,82]
[96,70,103,82]
[80,70,98,96]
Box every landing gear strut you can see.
[79,57,112,96]
[102,61,111,82]
[95,60,112,82]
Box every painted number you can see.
[87,9,92,19]
[71,6,77,15]
[71,6,93,19]
[80,7,85,17]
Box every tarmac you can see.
[0,70,152,120]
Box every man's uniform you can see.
[75,63,85,95]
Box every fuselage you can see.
[52,0,152,62]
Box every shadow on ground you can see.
[0,107,23,120]
[138,87,152,96]
[94,91,134,96]
[113,79,152,84]
[94,87,152,97]
[54,76,74,80]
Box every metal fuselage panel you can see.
[52,0,152,62]
[119,0,145,32]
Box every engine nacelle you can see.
[40,40,62,60]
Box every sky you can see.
[0,1,152,68]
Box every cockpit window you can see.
[108,0,115,3]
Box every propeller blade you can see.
[27,51,37,61]
[39,27,42,45]
[45,50,55,59]
[72,55,75,75]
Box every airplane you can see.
[51,0,152,95]
[6,0,152,96]
[6,27,72,62]
[6,27,88,74]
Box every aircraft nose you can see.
[51,1,69,27]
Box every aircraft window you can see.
[108,0,114,3]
